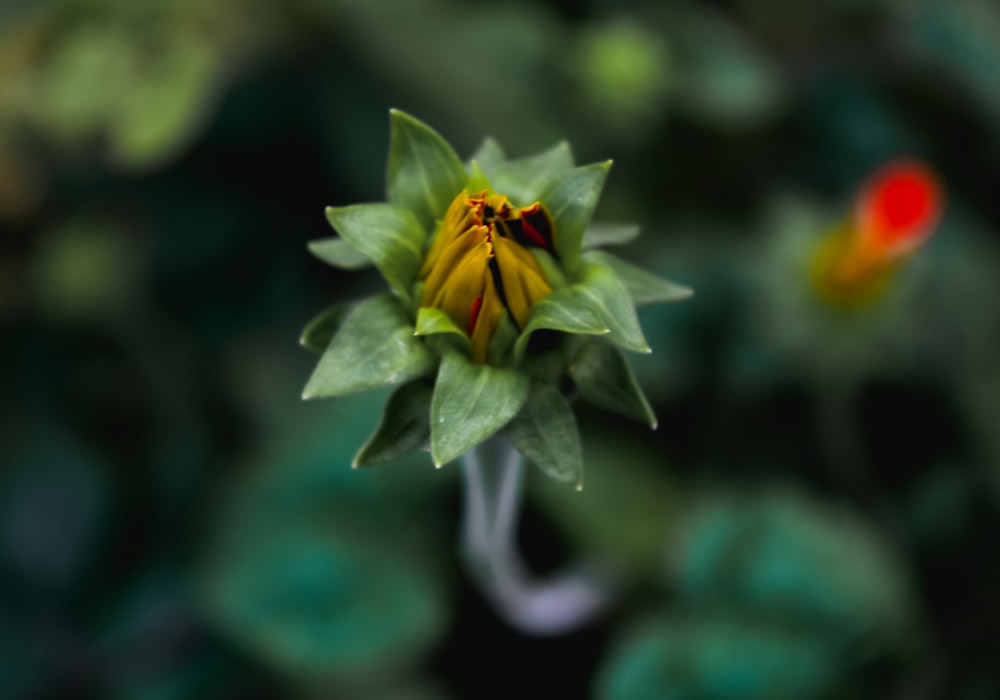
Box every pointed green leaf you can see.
[570,340,656,428]
[584,250,693,305]
[307,237,372,270]
[430,351,530,466]
[386,109,467,229]
[583,222,640,248]
[466,160,492,193]
[573,261,651,353]
[300,303,351,354]
[354,381,433,467]
[539,161,611,273]
[481,141,575,205]
[325,203,425,302]
[302,294,436,399]
[414,306,471,353]
[507,383,583,487]
[514,288,610,363]
[470,137,506,172]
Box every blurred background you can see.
[3,0,1000,698]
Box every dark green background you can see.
[2,0,1000,698]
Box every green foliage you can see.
[386,109,467,230]
[303,294,436,399]
[597,616,839,700]
[477,141,575,205]
[324,204,426,302]
[300,303,351,354]
[586,250,694,306]
[354,381,433,468]
[507,383,583,486]
[414,307,472,354]
[429,351,530,466]
[307,238,372,270]
[574,261,652,354]
[570,340,657,428]
[540,161,612,273]
[303,109,687,482]
[583,222,641,249]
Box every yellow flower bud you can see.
[420,190,555,362]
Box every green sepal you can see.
[514,288,610,364]
[302,294,436,399]
[507,383,583,488]
[386,109,467,230]
[539,161,612,273]
[582,222,640,248]
[488,312,520,367]
[570,340,657,428]
[353,380,433,467]
[572,261,651,353]
[430,351,530,467]
[531,248,568,290]
[466,161,492,193]
[479,141,575,206]
[307,237,372,270]
[414,306,471,354]
[584,250,693,306]
[299,303,351,354]
[325,203,425,303]
[469,137,506,172]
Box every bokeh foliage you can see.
[3,0,1000,697]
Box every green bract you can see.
[302,109,691,485]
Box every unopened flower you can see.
[419,190,555,363]
[300,110,690,484]
[812,161,944,306]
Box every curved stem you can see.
[460,436,618,636]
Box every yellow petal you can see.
[492,236,552,327]
[419,191,482,279]
[426,238,490,332]
[421,225,487,308]
[470,267,505,363]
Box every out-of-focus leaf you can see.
[325,203,425,301]
[671,492,917,651]
[386,109,467,230]
[585,250,693,306]
[469,137,505,172]
[479,141,574,205]
[308,238,372,270]
[583,222,641,248]
[507,383,582,487]
[354,381,433,467]
[570,340,656,428]
[430,351,529,466]
[669,7,785,130]
[596,616,839,700]
[202,525,446,682]
[303,294,435,399]
[110,38,218,169]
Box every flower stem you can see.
[460,436,618,635]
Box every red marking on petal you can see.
[860,161,943,252]
[521,218,549,248]
[469,295,484,333]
